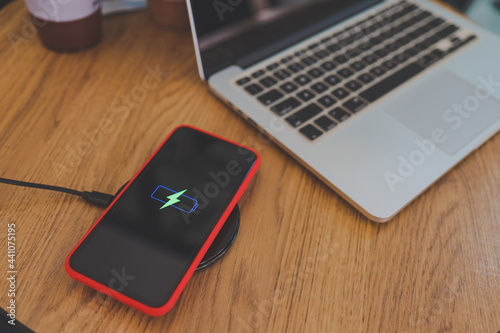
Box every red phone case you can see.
[65,125,260,316]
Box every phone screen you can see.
[68,127,257,308]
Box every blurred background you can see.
[1,0,499,34]
[1,0,11,9]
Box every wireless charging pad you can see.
[114,182,240,271]
[196,204,239,270]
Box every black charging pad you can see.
[114,182,239,271]
[196,204,239,270]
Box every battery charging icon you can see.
[151,186,198,213]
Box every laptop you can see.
[186,0,500,222]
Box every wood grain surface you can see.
[0,1,499,332]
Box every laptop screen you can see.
[188,0,382,79]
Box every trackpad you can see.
[385,71,500,155]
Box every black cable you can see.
[0,177,114,207]
[0,177,84,196]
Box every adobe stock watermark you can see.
[384,74,500,192]
[235,237,340,332]
[62,266,135,331]
[408,275,461,330]
[213,0,243,21]
[51,65,168,180]
[235,113,286,159]
[98,267,136,301]
[7,0,79,52]
[178,155,254,225]
[5,223,17,326]
[178,113,285,225]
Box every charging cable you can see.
[0,177,114,207]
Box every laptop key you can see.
[260,76,277,88]
[308,68,324,78]
[339,36,355,46]
[245,83,263,95]
[281,56,293,64]
[271,97,301,116]
[396,35,413,46]
[236,77,251,86]
[333,30,344,38]
[362,25,378,37]
[252,70,265,78]
[425,34,442,46]
[280,82,298,93]
[328,107,351,122]
[449,35,476,52]
[427,17,445,29]
[257,89,284,106]
[418,50,444,67]
[370,66,386,77]
[351,32,365,42]
[369,36,383,45]
[295,49,307,57]
[274,69,291,80]
[414,26,429,37]
[404,47,420,56]
[267,63,279,71]
[286,104,323,128]
[382,60,398,70]
[299,124,323,140]
[325,75,342,86]
[314,50,330,59]
[350,61,366,72]
[338,68,354,78]
[388,27,400,36]
[314,116,337,131]
[386,42,400,52]
[358,73,374,84]
[396,21,412,32]
[362,55,378,64]
[374,48,389,58]
[439,24,460,37]
[297,90,316,102]
[332,87,350,99]
[343,97,367,113]
[360,62,424,102]
[415,41,430,51]
[302,56,317,66]
[334,54,348,64]
[394,53,408,63]
[345,80,362,92]
[401,3,418,14]
[327,44,342,53]
[378,31,394,41]
[294,75,312,86]
[414,10,432,21]
[288,63,304,73]
[308,43,319,50]
[318,95,336,108]
[358,42,373,51]
[311,82,328,94]
[407,31,420,40]
[346,49,361,58]
[321,61,337,71]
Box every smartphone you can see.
[65,125,260,316]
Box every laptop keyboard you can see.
[235,0,477,141]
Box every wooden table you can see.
[1,1,499,332]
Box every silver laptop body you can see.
[186,0,500,222]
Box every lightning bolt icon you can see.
[160,189,187,210]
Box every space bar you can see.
[360,63,424,103]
